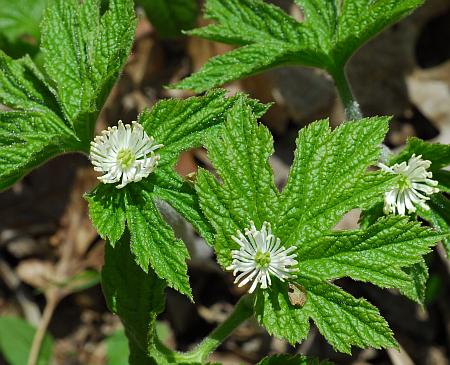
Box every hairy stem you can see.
[171,294,255,363]
[330,66,362,121]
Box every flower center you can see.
[398,174,412,191]
[254,250,271,268]
[117,148,136,170]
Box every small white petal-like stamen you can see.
[226,221,298,293]
[379,154,439,215]
[90,121,163,189]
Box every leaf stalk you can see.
[155,294,254,364]
[330,66,363,121]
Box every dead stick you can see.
[27,290,60,365]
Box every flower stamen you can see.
[90,121,163,189]
[379,154,439,215]
[227,221,298,293]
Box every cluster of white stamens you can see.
[227,222,298,293]
[379,154,439,215]
[90,121,163,189]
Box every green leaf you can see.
[298,216,439,302]
[0,316,53,365]
[418,194,450,255]
[85,184,127,245]
[389,137,450,193]
[401,259,428,304]
[91,176,192,299]
[359,206,430,303]
[102,235,166,360]
[390,137,450,171]
[0,0,47,42]
[196,99,279,268]
[126,186,192,298]
[255,277,396,353]
[137,0,198,38]
[41,0,136,142]
[139,90,269,168]
[107,330,130,365]
[278,117,396,248]
[0,0,136,191]
[254,280,310,345]
[257,354,334,365]
[0,52,80,190]
[87,92,267,296]
[174,0,423,92]
[299,276,397,353]
[197,103,441,351]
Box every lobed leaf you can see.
[126,187,192,298]
[41,0,136,142]
[87,92,266,296]
[0,52,80,190]
[197,99,279,267]
[278,117,396,247]
[0,0,137,190]
[299,216,439,302]
[197,102,442,351]
[299,276,397,353]
[175,0,423,92]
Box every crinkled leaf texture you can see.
[174,0,423,92]
[0,52,80,190]
[137,0,198,38]
[86,91,268,298]
[41,0,136,142]
[196,101,442,353]
[102,234,165,364]
[0,0,136,191]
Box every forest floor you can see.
[1,0,450,364]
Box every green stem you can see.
[330,65,362,121]
[167,295,254,363]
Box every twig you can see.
[387,345,415,365]
[27,289,60,365]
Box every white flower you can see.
[379,154,439,215]
[90,121,163,189]
[227,221,298,293]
